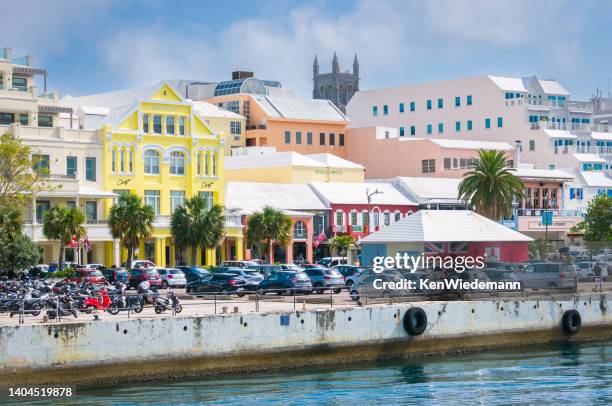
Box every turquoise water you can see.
[11,340,612,405]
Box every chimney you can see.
[26,55,33,67]
[514,140,522,168]
[3,47,11,60]
[232,71,254,80]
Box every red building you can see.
[309,181,419,240]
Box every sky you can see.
[3,0,612,100]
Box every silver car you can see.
[515,262,577,290]
[157,268,187,288]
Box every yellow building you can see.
[225,150,365,183]
[63,82,243,266]
[192,101,246,156]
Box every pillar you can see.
[206,248,216,267]
[195,247,202,266]
[137,239,145,260]
[154,238,165,267]
[221,240,227,261]
[236,238,244,261]
[268,243,274,264]
[306,241,313,263]
[285,244,293,265]
[113,240,120,267]
[170,244,176,267]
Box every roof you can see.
[359,210,533,244]
[573,153,606,163]
[309,181,417,206]
[192,101,244,119]
[488,76,528,92]
[578,171,612,187]
[509,167,574,181]
[393,177,461,204]
[213,78,267,97]
[251,95,347,122]
[306,153,364,169]
[225,151,324,170]
[429,138,514,151]
[538,79,570,96]
[62,84,159,109]
[225,182,326,213]
[590,132,612,142]
[543,129,578,139]
[37,187,117,199]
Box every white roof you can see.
[225,182,326,213]
[309,181,417,206]
[538,79,570,96]
[306,153,364,169]
[488,76,528,92]
[578,171,612,187]
[359,210,533,244]
[510,167,574,181]
[62,84,160,109]
[37,187,117,198]
[590,132,612,142]
[225,151,325,170]
[393,177,461,204]
[573,153,606,163]
[77,106,111,116]
[192,101,244,119]
[543,129,578,139]
[251,95,347,122]
[429,138,513,151]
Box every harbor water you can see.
[12,340,612,405]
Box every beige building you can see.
[192,101,246,155]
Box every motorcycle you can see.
[46,296,78,319]
[107,283,144,315]
[154,291,182,314]
[80,288,112,313]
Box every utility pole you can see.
[366,188,383,234]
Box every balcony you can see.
[224,214,243,228]
[293,229,308,240]
[1,123,100,143]
[333,225,347,233]
[152,215,171,228]
[23,220,112,241]
[516,209,584,234]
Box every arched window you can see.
[111,148,117,173]
[128,149,134,172]
[196,152,202,175]
[294,220,306,239]
[120,149,125,172]
[144,150,160,174]
[205,152,210,176]
[169,151,185,175]
[212,153,217,176]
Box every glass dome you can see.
[213,77,267,96]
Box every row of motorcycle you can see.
[0,277,182,319]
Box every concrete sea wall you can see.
[1,293,611,385]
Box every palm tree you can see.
[108,193,154,266]
[458,150,524,221]
[246,206,292,264]
[329,235,355,256]
[42,205,85,269]
[171,196,225,265]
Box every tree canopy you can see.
[42,205,85,269]
[246,206,292,263]
[108,192,154,265]
[570,195,611,241]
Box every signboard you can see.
[541,211,553,226]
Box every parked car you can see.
[304,267,345,293]
[317,257,347,268]
[30,264,49,277]
[121,260,156,269]
[485,262,525,272]
[176,265,210,283]
[515,262,577,291]
[186,273,246,296]
[221,260,259,269]
[257,271,312,295]
[101,268,129,284]
[81,263,105,270]
[128,268,162,289]
[575,261,608,280]
[483,268,520,283]
[333,265,373,287]
[247,264,282,277]
[157,268,187,288]
[279,264,305,272]
[66,269,106,284]
[49,261,78,272]
[224,268,264,290]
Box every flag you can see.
[83,236,90,251]
[316,231,327,242]
[424,242,444,254]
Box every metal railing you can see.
[517,209,584,217]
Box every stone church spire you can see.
[332,52,339,74]
[313,54,319,78]
[353,53,359,77]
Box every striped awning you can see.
[12,66,47,76]
[38,105,73,114]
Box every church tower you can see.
[312,52,360,114]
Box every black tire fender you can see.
[562,309,581,335]
[403,307,427,336]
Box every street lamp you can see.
[366,188,383,234]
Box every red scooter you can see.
[81,289,111,313]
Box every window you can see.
[170,191,185,212]
[143,114,149,133]
[36,200,50,222]
[329,133,335,146]
[0,113,13,125]
[438,122,444,134]
[410,126,416,136]
[32,154,49,176]
[399,103,405,113]
[383,105,388,115]
[399,127,405,137]
[497,117,503,128]
[285,131,291,144]
[350,212,358,226]
[372,106,378,116]
[455,96,460,107]
[427,124,432,135]
[394,212,401,222]
[335,211,344,226]
[120,149,125,172]
[19,114,28,125]
[169,151,185,175]
[455,121,460,132]
[66,156,77,177]
[444,158,451,170]
[307,132,313,145]
[421,159,435,173]
[438,98,443,109]
[129,150,133,172]
[230,121,241,136]
[38,115,52,128]
[339,133,345,146]
[85,201,97,222]
[179,116,185,135]
[319,133,325,145]
[384,131,390,139]
[166,116,175,135]
[12,76,27,91]
[383,212,390,226]
[426,99,432,110]
[529,140,535,151]
[373,212,379,227]
[467,95,472,105]
[199,191,214,209]
[144,190,160,214]
[153,115,162,134]
[296,131,302,144]
[485,118,491,129]
[111,149,116,172]
[212,153,217,176]
[144,150,160,174]
[410,101,415,112]
[467,120,473,131]
[205,153,210,175]
[85,157,96,181]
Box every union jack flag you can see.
[424,242,445,254]
[449,242,469,253]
